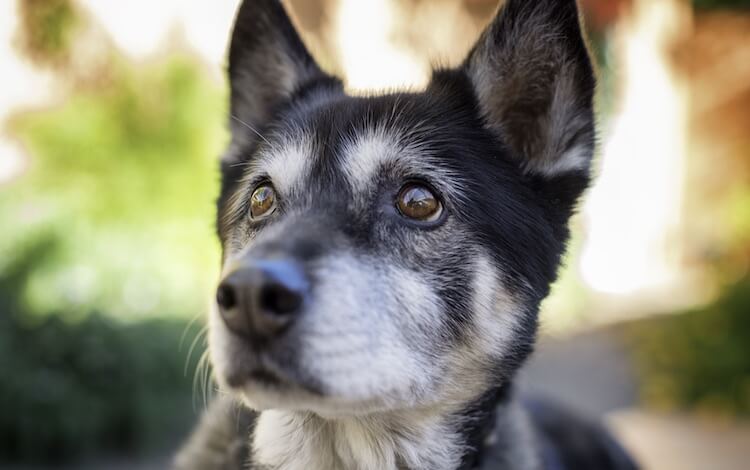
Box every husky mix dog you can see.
[174,0,637,468]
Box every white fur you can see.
[253,408,463,470]
[258,130,313,196]
[207,302,233,391]
[533,144,589,177]
[292,253,441,405]
[340,127,400,195]
[471,254,525,359]
[340,125,470,206]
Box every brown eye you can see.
[397,184,443,222]
[250,184,277,220]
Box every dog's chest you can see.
[251,409,464,470]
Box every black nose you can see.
[217,259,308,340]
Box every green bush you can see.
[693,0,750,9]
[0,238,209,463]
[628,276,750,417]
[0,40,225,463]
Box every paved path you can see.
[524,328,750,470]
[609,410,750,470]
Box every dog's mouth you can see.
[227,362,393,416]
[225,366,287,389]
[246,368,285,387]
[222,347,325,398]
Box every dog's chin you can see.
[224,372,407,418]
[239,386,392,418]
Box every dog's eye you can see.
[250,184,277,220]
[396,184,442,222]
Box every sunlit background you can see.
[1,0,749,468]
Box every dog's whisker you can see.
[192,350,213,412]
[183,325,208,377]
[202,352,214,409]
[179,312,204,351]
[231,114,270,145]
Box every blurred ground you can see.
[610,411,750,470]
[525,328,750,470]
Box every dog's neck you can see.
[251,387,540,470]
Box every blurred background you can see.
[1,0,749,468]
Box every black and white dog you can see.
[175,0,637,468]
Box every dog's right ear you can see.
[462,0,596,180]
[225,0,331,155]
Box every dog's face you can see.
[210,0,595,416]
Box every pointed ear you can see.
[227,0,332,149]
[464,0,596,178]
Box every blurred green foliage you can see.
[628,277,750,417]
[693,0,750,9]
[1,12,227,461]
[0,237,208,462]
[3,55,225,321]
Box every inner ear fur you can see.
[463,0,596,178]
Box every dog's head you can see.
[210,0,595,416]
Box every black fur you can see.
[524,398,639,470]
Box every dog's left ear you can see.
[463,0,596,178]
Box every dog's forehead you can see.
[250,95,467,200]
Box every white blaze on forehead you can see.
[256,131,313,195]
[341,127,402,194]
[340,125,470,205]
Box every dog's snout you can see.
[217,259,308,339]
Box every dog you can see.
[173,0,638,468]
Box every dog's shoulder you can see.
[519,398,639,470]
